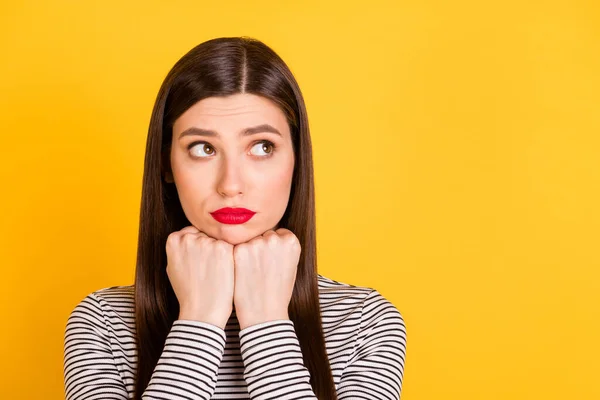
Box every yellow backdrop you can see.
[1,1,598,399]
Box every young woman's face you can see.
[167,93,295,245]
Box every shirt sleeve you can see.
[238,290,407,400]
[63,293,227,400]
[239,319,317,399]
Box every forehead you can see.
[173,93,290,137]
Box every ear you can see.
[162,148,174,183]
[164,170,174,183]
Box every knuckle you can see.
[289,234,300,245]
[215,240,232,252]
[166,231,179,243]
[182,233,197,245]
[267,234,279,246]
[235,243,248,255]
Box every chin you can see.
[210,224,264,245]
[217,233,249,246]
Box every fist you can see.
[233,228,301,330]
[165,225,235,330]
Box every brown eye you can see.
[250,141,275,157]
[190,143,215,158]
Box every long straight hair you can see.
[133,37,337,399]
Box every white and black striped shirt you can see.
[63,274,407,399]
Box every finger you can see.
[178,225,200,235]
[262,229,277,238]
[178,226,211,241]
[274,228,292,236]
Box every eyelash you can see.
[187,140,277,159]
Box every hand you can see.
[165,225,235,330]
[233,228,301,330]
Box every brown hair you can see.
[133,37,337,399]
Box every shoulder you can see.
[317,274,406,330]
[66,285,135,330]
[92,285,135,308]
[317,274,373,304]
[360,289,406,332]
[63,286,137,379]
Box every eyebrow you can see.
[178,124,282,139]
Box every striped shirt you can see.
[63,274,407,400]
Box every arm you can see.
[238,319,317,400]
[238,290,407,400]
[63,293,227,400]
[336,290,407,400]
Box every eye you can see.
[189,142,215,158]
[250,140,275,157]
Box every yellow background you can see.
[1,0,598,399]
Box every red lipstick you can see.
[210,207,256,224]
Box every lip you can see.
[210,207,256,225]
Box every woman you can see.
[63,36,407,400]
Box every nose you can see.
[216,154,244,198]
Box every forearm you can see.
[142,320,227,400]
[239,320,318,399]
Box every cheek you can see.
[172,163,212,208]
[259,160,294,199]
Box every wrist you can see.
[178,310,228,330]
[238,311,290,331]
